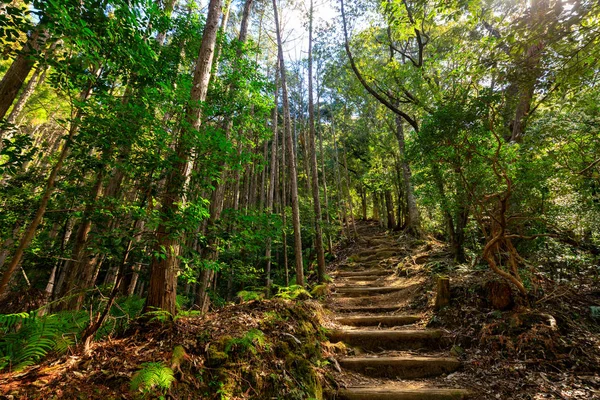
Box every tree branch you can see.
[340,0,420,133]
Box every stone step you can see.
[335,269,390,277]
[338,356,460,378]
[334,286,405,297]
[335,315,421,327]
[334,305,404,313]
[327,329,442,351]
[336,387,470,400]
[343,275,382,281]
[335,282,382,288]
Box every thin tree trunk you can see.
[360,185,367,220]
[155,0,176,46]
[194,0,254,311]
[394,156,405,229]
[385,190,396,229]
[265,65,279,287]
[273,0,303,286]
[280,113,289,286]
[57,168,105,310]
[307,0,326,282]
[342,145,358,238]
[317,104,333,252]
[259,138,268,210]
[372,191,379,221]
[510,0,549,143]
[394,115,421,235]
[332,127,349,238]
[6,66,43,126]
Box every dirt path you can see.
[324,221,470,399]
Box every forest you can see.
[0,0,599,399]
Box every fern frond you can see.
[130,362,175,394]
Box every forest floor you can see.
[323,220,600,399]
[1,221,599,399]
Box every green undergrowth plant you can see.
[142,307,203,324]
[130,361,175,398]
[0,295,150,372]
[130,345,185,397]
[0,311,65,372]
[273,284,311,300]
[224,329,268,355]
[237,289,265,302]
[237,284,312,303]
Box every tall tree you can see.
[272,0,304,286]
[145,0,223,315]
[307,0,326,282]
[194,0,255,313]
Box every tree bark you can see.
[342,144,358,238]
[0,27,47,121]
[332,127,349,237]
[280,96,289,286]
[6,66,44,126]
[57,168,105,310]
[384,190,396,229]
[510,0,550,143]
[316,95,333,253]
[372,191,380,221]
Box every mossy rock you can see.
[205,335,232,367]
[206,346,228,367]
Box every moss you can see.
[310,284,329,298]
[196,301,331,399]
[284,350,323,399]
[298,320,314,336]
[206,335,232,367]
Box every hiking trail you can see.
[325,221,471,400]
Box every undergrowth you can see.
[130,361,175,397]
[1,289,333,400]
[0,295,145,372]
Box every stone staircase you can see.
[326,231,470,400]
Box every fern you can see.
[0,311,62,372]
[143,309,174,323]
[224,329,268,355]
[177,310,202,318]
[274,285,312,300]
[130,362,175,394]
[53,335,75,355]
